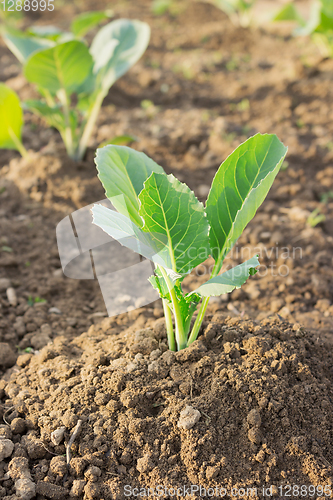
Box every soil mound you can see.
[0,313,332,499]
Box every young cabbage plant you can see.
[273,0,333,58]
[92,133,287,351]
[206,0,257,28]
[3,19,150,161]
[3,10,114,62]
[0,83,28,158]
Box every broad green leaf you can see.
[95,145,165,228]
[0,83,23,150]
[90,19,150,93]
[190,255,259,297]
[321,0,333,21]
[206,133,287,265]
[71,11,112,38]
[3,31,55,63]
[139,173,210,275]
[273,2,304,23]
[24,100,65,131]
[24,41,93,95]
[27,25,64,41]
[91,204,173,270]
[98,135,137,148]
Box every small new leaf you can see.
[190,255,260,297]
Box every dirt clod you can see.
[0,439,14,461]
[0,343,17,368]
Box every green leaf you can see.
[24,100,65,131]
[98,135,137,148]
[90,19,150,93]
[24,40,93,95]
[3,31,55,63]
[206,133,287,266]
[320,0,333,21]
[190,255,259,297]
[139,173,210,275]
[71,11,112,38]
[27,25,65,41]
[91,204,173,270]
[95,145,166,228]
[273,2,304,24]
[149,270,200,334]
[0,83,23,150]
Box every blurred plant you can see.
[151,0,185,16]
[3,19,150,160]
[307,207,326,227]
[205,0,257,28]
[320,191,333,203]
[273,0,333,58]
[0,83,28,157]
[0,0,23,29]
[92,133,287,351]
[27,295,46,306]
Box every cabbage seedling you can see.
[92,133,287,351]
[3,19,150,161]
[0,83,28,158]
[206,0,257,28]
[273,0,333,58]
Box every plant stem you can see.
[8,128,29,159]
[187,296,210,346]
[162,299,176,351]
[57,88,75,158]
[187,254,225,346]
[158,266,186,350]
[76,91,105,161]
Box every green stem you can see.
[76,91,105,161]
[8,128,29,158]
[57,89,75,158]
[162,299,176,351]
[187,296,210,346]
[158,266,186,350]
[187,254,225,346]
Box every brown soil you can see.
[0,0,333,498]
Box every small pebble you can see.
[48,307,62,314]
[6,287,17,306]
[177,406,201,430]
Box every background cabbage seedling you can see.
[205,0,257,27]
[2,18,150,161]
[273,0,333,58]
[0,83,28,158]
[92,133,288,351]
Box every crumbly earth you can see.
[0,313,333,500]
[0,0,333,498]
